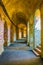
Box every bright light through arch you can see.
[34,9,41,47]
[35,9,41,30]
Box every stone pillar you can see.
[29,24,34,48]
[14,26,16,41]
[16,27,19,40]
[19,28,22,39]
[21,29,24,38]
[27,21,29,46]
[0,18,4,55]
[27,15,34,49]
[4,21,8,47]
[29,15,34,49]
[8,26,10,46]
[10,24,14,43]
[24,30,26,38]
[40,4,43,58]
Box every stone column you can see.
[21,29,24,38]
[24,30,26,38]
[14,26,16,41]
[27,15,34,49]
[16,27,19,40]
[4,21,8,47]
[10,24,14,43]
[19,28,22,39]
[29,15,34,49]
[0,18,4,54]
[8,26,10,46]
[27,21,29,46]
[29,24,34,48]
[40,4,43,58]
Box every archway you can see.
[34,9,41,48]
[18,23,27,39]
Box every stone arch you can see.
[17,23,26,39]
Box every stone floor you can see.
[14,38,26,43]
[9,43,26,47]
[0,49,39,65]
[0,40,43,65]
[7,43,32,50]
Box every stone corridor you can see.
[0,39,42,65]
[0,41,40,65]
[0,0,43,65]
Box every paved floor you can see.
[9,43,27,47]
[7,43,33,50]
[15,38,26,43]
[0,49,39,65]
[0,39,43,65]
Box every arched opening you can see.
[34,9,41,48]
[18,23,26,39]
[11,12,27,42]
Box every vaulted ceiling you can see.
[2,0,43,25]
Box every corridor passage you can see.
[0,39,40,65]
[0,0,43,65]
